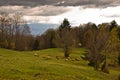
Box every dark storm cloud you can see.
[0,0,119,16]
[0,5,69,16]
[0,0,119,7]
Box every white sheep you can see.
[34,53,39,57]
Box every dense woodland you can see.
[0,12,120,74]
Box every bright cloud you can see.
[2,5,119,26]
[24,6,120,26]
[100,6,120,17]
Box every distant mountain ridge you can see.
[28,23,59,35]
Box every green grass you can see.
[0,48,120,80]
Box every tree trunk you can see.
[94,60,99,70]
[64,45,69,58]
[101,58,109,74]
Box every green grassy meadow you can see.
[0,48,120,80]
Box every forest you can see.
[0,12,120,78]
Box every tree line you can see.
[0,12,34,50]
[0,12,120,73]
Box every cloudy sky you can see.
[0,0,120,26]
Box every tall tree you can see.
[83,25,99,69]
[101,27,120,73]
[0,12,12,48]
[54,18,74,58]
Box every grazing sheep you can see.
[42,55,51,60]
[34,53,39,57]
[65,58,69,61]
[56,56,60,60]
[56,56,64,60]
[75,58,80,61]
[34,73,41,77]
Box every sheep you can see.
[34,53,39,57]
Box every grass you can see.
[0,48,120,80]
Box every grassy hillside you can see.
[0,48,119,80]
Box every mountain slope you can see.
[28,23,58,35]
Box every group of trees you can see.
[0,12,120,73]
[35,19,78,58]
[35,19,120,73]
[0,12,34,50]
[82,21,120,73]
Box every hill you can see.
[0,48,120,80]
